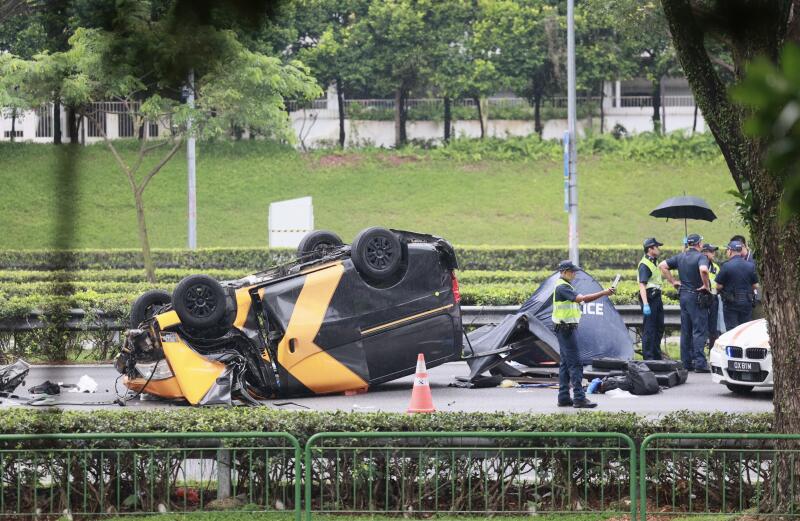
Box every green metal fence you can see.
[639,433,800,520]
[0,432,302,520]
[304,431,638,520]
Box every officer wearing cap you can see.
[716,241,759,330]
[553,260,615,409]
[729,235,754,263]
[658,233,712,372]
[638,238,665,360]
[701,244,721,349]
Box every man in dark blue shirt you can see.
[716,241,759,330]
[659,233,712,372]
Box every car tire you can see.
[591,358,629,370]
[351,227,403,282]
[297,230,344,260]
[130,290,172,327]
[726,383,754,395]
[172,275,228,329]
[643,360,684,372]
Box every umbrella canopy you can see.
[650,196,717,221]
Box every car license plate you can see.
[728,360,760,372]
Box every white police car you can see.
[710,319,772,394]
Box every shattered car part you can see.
[0,360,30,395]
[116,228,463,405]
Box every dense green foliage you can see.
[0,409,774,440]
[0,138,739,249]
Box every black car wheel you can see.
[130,290,172,327]
[726,383,754,395]
[351,227,402,282]
[172,275,228,329]
[297,230,344,260]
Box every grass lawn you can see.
[0,140,742,250]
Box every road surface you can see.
[1,362,773,416]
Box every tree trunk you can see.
[480,97,489,138]
[134,192,157,283]
[443,96,451,143]
[10,108,16,142]
[599,82,605,134]
[651,77,662,133]
[53,98,62,145]
[692,104,698,134]
[336,77,346,148]
[660,0,799,510]
[533,94,543,137]
[394,89,403,148]
[68,106,78,144]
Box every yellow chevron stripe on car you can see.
[233,288,253,329]
[162,336,226,405]
[277,262,367,394]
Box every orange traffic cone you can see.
[407,353,435,413]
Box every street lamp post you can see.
[566,0,579,265]
[187,69,197,250]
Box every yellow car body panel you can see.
[276,262,368,394]
[124,375,184,400]
[162,337,226,405]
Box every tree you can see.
[658,0,798,508]
[296,0,369,148]
[577,0,637,133]
[474,0,556,137]
[347,0,435,147]
[12,17,319,282]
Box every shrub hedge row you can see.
[0,246,679,271]
[0,409,773,441]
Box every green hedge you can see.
[0,409,774,442]
[0,246,679,271]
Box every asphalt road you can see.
[1,362,773,416]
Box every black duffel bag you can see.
[626,361,660,395]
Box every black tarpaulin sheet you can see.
[466,270,633,378]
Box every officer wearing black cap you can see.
[658,233,712,372]
[701,244,721,348]
[716,241,759,330]
[638,238,664,360]
[553,260,615,408]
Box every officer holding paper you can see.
[638,237,665,360]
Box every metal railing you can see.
[639,433,800,520]
[304,431,638,519]
[2,431,799,519]
[0,432,302,520]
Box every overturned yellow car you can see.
[116,227,463,405]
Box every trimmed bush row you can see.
[0,247,681,271]
[0,409,773,441]
[0,268,639,285]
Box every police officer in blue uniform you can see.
[658,234,712,372]
[701,244,721,349]
[638,237,665,360]
[715,240,759,330]
[552,260,615,409]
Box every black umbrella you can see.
[650,195,717,237]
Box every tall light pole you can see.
[566,0,579,265]
[187,69,197,250]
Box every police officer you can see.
[715,240,759,330]
[638,238,664,360]
[658,233,712,372]
[701,244,721,349]
[553,260,615,409]
[729,235,754,263]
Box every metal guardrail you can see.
[639,433,800,521]
[0,432,302,520]
[304,431,638,520]
[0,304,680,332]
[461,304,681,329]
